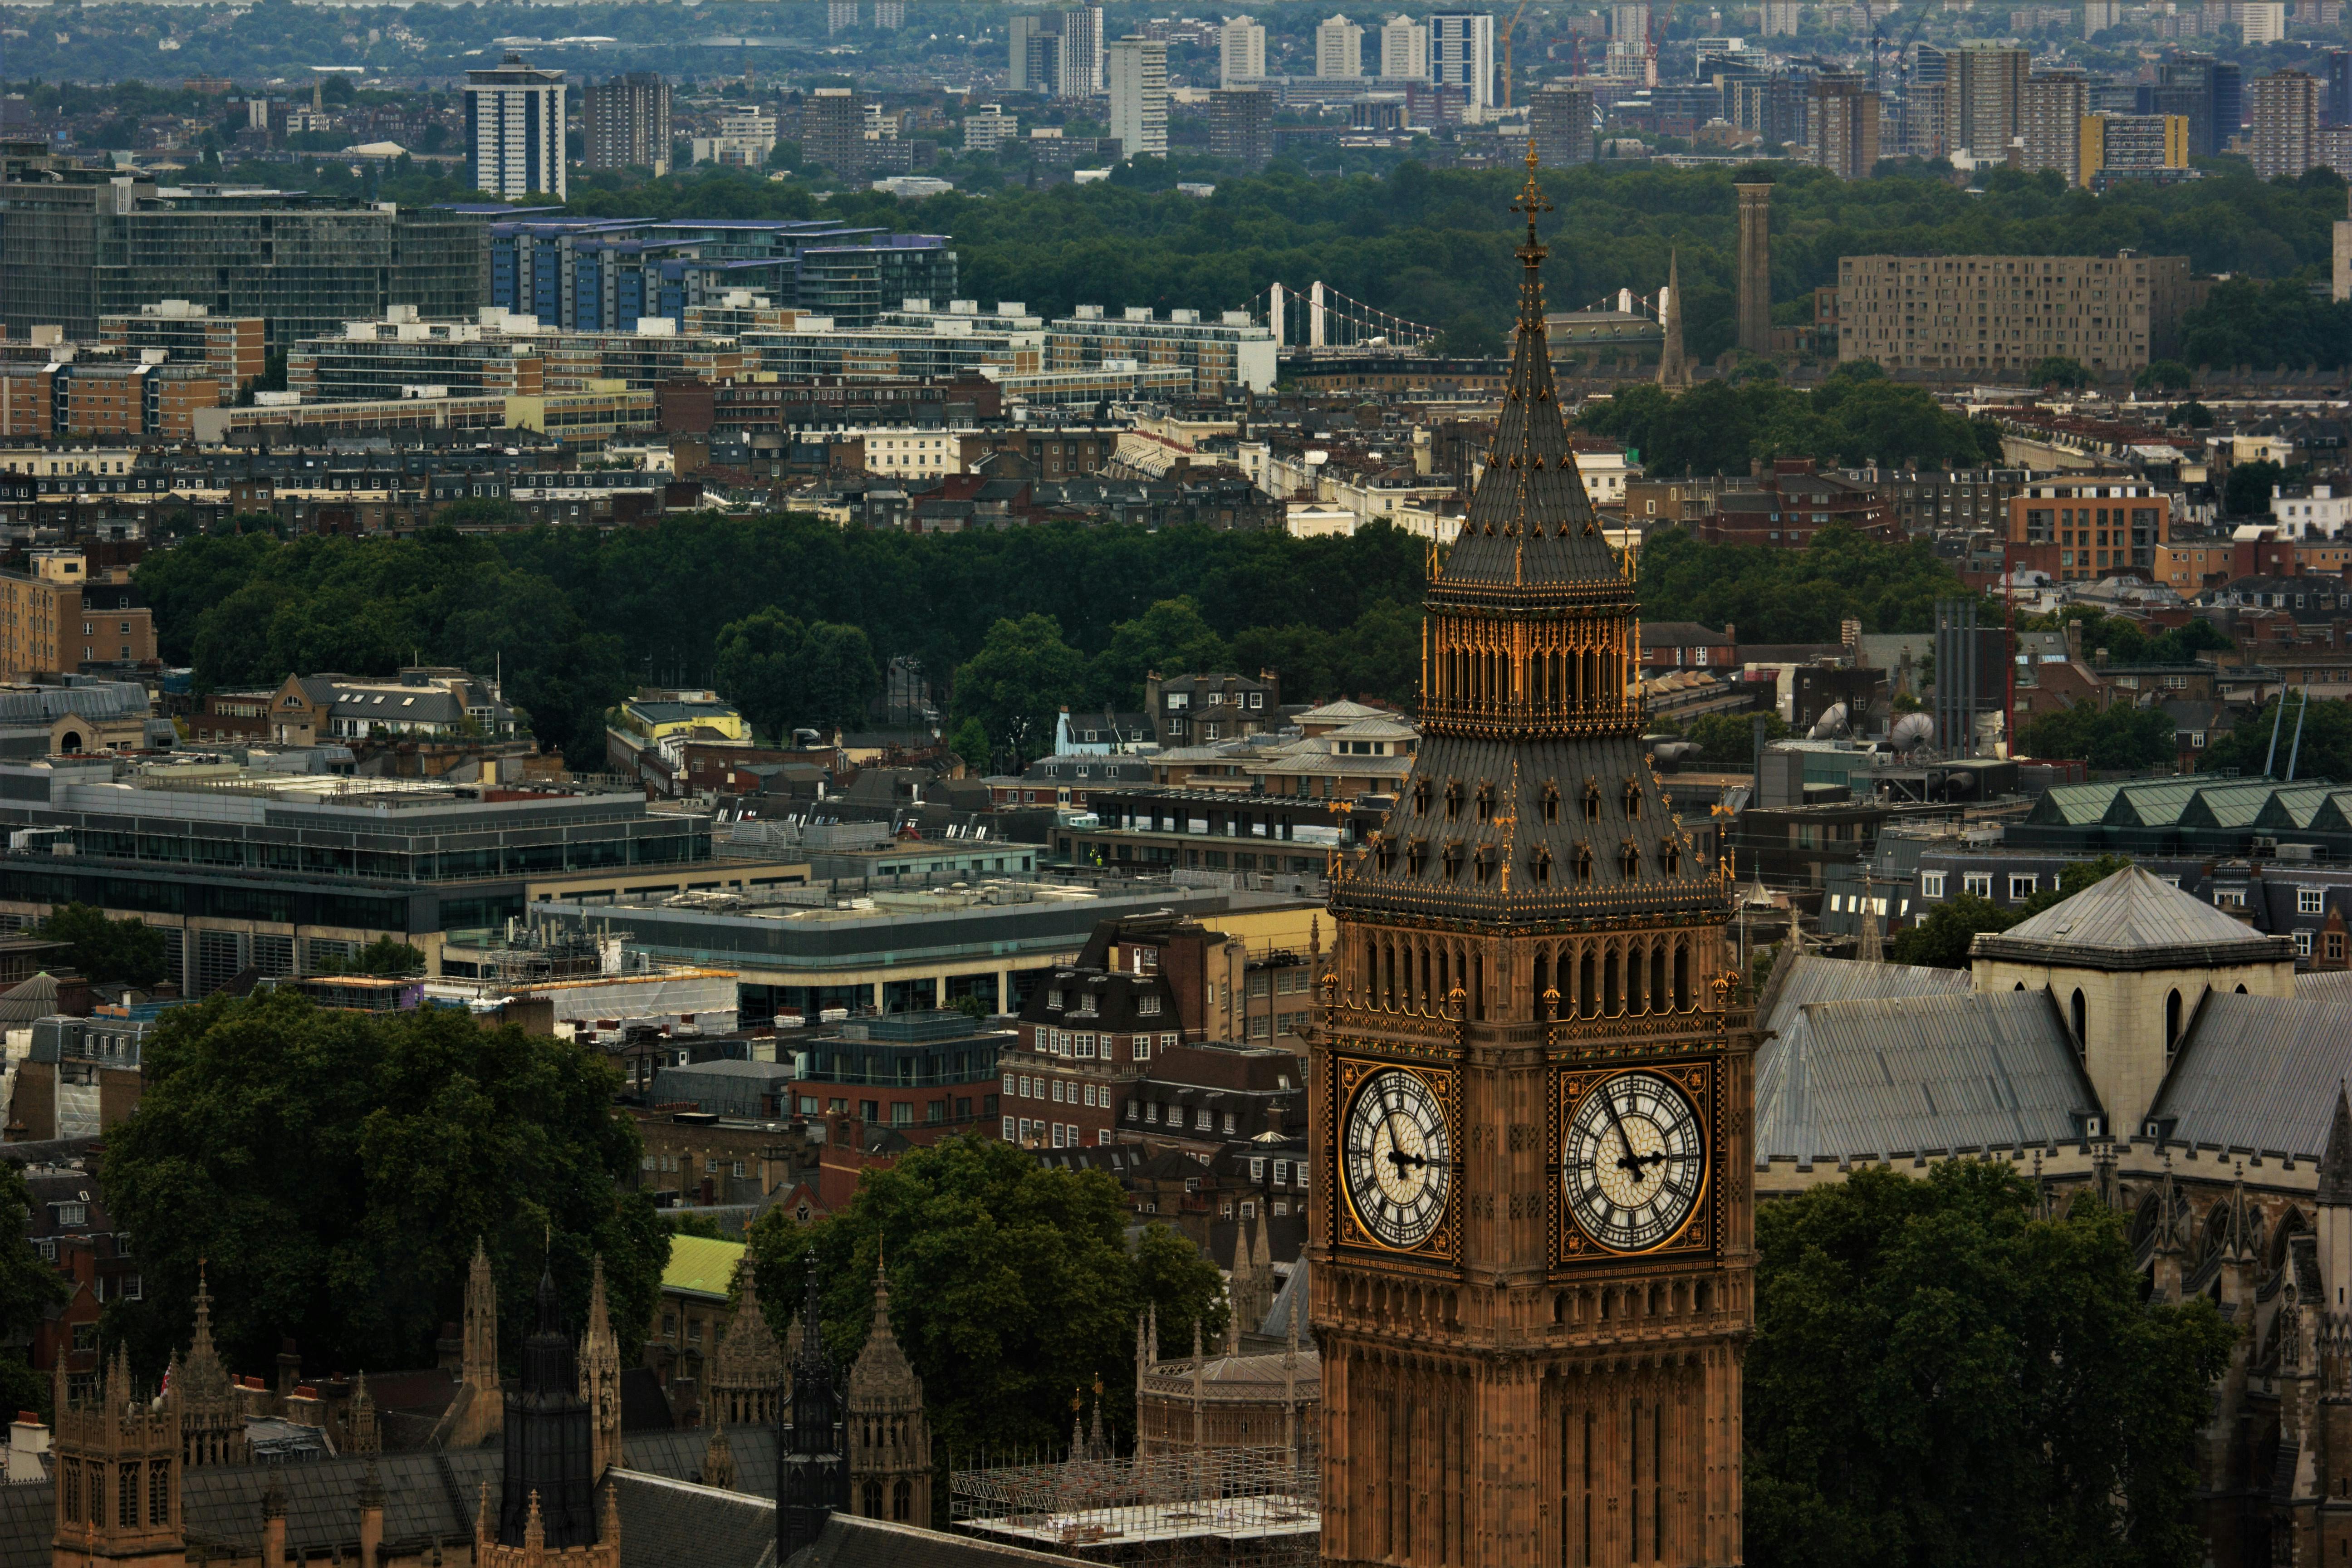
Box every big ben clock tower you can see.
[1308,150,1757,1568]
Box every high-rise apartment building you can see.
[1942,45,2027,161]
[872,2,905,27]
[1220,15,1267,85]
[1107,36,1169,161]
[1380,14,1429,78]
[1835,250,2199,373]
[1762,0,1804,33]
[827,1,859,33]
[0,145,484,350]
[1808,72,1882,177]
[2078,112,2192,188]
[464,52,566,200]
[964,103,1014,151]
[584,73,671,176]
[1530,83,1597,165]
[2250,69,2320,177]
[1612,2,1653,42]
[1059,7,1105,96]
[2324,49,2349,127]
[1209,88,1274,170]
[1318,14,1365,78]
[2083,0,2120,34]
[1008,10,1102,96]
[2021,69,2088,182]
[1430,12,1497,120]
[801,87,865,176]
[2241,1,2287,42]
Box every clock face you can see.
[1342,1068,1452,1250]
[1563,1070,1706,1253]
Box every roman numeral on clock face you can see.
[1563,1069,1705,1253]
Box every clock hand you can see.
[1595,1087,1649,1176]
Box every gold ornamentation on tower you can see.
[1310,145,1759,1568]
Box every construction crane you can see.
[1501,0,1536,109]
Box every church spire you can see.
[2325,1083,2352,1207]
[1656,249,1690,390]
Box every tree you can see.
[745,1135,1226,1455]
[33,903,168,987]
[952,614,1088,767]
[1088,598,1231,711]
[1685,710,1788,768]
[0,1161,66,1417]
[712,610,881,740]
[1887,892,2018,968]
[98,991,667,1378]
[2202,694,2352,782]
[2134,360,2192,395]
[1746,1162,2236,1568]
[349,936,425,976]
[947,717,992,775]
[2020,701,2178,771]
[2026,355,2092,389]
[2168,400,2214,429]
[2223,459,2295,520]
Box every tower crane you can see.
[1501,0,1536,109]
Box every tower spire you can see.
[1656,247,1690,389]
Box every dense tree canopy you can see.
[2019,702,2179,771]
[0,1163,67,1417]
[98,991,667,1380]
[32,904,169,987]
[711,608,881,742]
[745,1136,1227,1456]
[2201,694,2352,781]
[1747,1162,2235,1568]
[1578,362,2003,476]
[1634,524,1980,644]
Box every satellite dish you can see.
[1891,712,1935,756]
[1807,702,1849,740]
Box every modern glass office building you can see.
[0,144,486,350]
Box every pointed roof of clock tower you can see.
[1330,145,1730,932]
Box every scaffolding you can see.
[951,1446,1318,1568]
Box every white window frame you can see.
[1963,872,1993,897]
[1921,871,1946,899]
[2009,873,2037,900]
[2300,887,2325,916]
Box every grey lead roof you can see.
[2148,991,2352,1159]
[608,1470,778,1568]
[1972,865,2292,969]
[787,1513,1089,1567]
[1755,953,1970,1044]
[1754,989,2101,1166]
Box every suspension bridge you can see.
[1245,281,1443,353]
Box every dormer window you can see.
[1138,994,1161,1016]
[1474,845,1497,884]
[1376,836,1398,873]
[1475,781,1495,822]
[1661,837,1681,876]
[1583,779,1601,823]
[1444,780,1462,820]
[1576,842,1595,882]
[1532,843,1553,884]
[1441,840,1465,879]
[1541,781,1560,824]
[1047,990,1065,1011]
[1623,780,1642,819]
[1406,838,1428,876]
[1412,779,1432,814]
[1621,839,1641,877]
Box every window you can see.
[1274,1160,1291,1184]
[1252,1157,1267,1181]
[1223,1112,1238,1134]
[1160,1031,1179,1049]
[1002,1073,1016,1095]
[1921,871,1946,898]
[1135,1035,1152,1062]
[1147,1102,1160,1124]
[2297,929,2315,958]
[1137,993,1161,1016]
[1195,1107,1213,1130]
[1963,872,1993,898]
[2302,888,2326,916]
[1003,1116,1017,1140]
[1052,1080,1066,1103]
[2008,874,2037,900]
[1126,1099,1138,1121]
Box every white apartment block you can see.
[1220,15,1268,84]
[1107,36,1170,160]
[1380,15,1430,78]
[464,53,566,200]
[1318,14,1365,77]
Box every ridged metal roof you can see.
[1756,952,1970,1044]
[2298,970,2352,1003]
[1755,990,2099,1166]
[1974,865,2290,966]
[2149,991,2352,1159]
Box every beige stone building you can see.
[1835,250,2200,376]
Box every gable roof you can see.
[1754,989,2102,1165]
[2148,991,2352,1159]
[1754,952,1971,1044]
[1972,865,2292,970]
